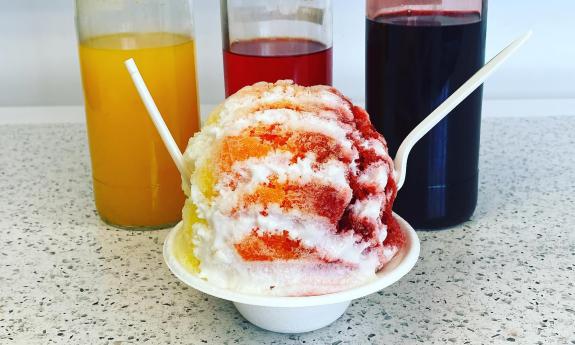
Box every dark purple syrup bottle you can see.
[366,1,488,229]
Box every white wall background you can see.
[0,0,573,108]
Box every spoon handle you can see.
[124,58,190,181]
[393,30,532,190]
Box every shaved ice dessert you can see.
[174,80,404,296]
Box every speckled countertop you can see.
[1,116,574,345]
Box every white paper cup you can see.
[163,213,420,333]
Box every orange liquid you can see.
[79,32,199,228]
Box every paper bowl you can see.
[163,213,420,333]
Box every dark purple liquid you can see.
[366,10,487,229]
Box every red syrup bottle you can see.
[221,0,333,97]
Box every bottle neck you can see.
[366,0,485,21]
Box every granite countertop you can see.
[1,116,574,344]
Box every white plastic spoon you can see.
[393,30,532,190]
[124,59,190,181]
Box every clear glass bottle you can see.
[366,0,488,229]
[76,0,200,229]
[221,0,333,96]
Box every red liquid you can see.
[223,38,332,96]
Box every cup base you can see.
[233,301,351,333]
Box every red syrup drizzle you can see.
[243,180,349,225]
[235,229,316,261]
[336,95,405,249]
[218,125,351,175]
[230,87,405,262]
